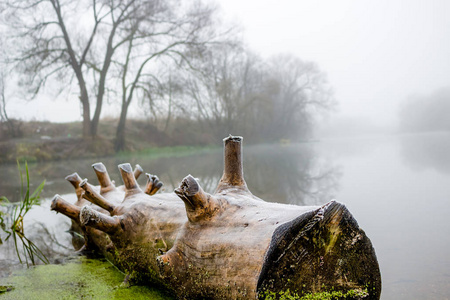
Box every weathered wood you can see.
[80,205,121,234]
[257,200,381,299]
[145,173,163,196]
[51,195,80,221]
[56,162,185,283]
[80,179,117,213]
[64,172,86,207]
[216,135,248,192]
[92,162,115,194]
[51,136,381,299]
[159,175,318,299]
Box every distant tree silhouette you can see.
[400,87,450,133]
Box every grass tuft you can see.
[1,161,47,266]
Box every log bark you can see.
[51,195,80,221]
[57,162,185,284]
[51,136,381,299]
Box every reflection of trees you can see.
[0,160,99,203]
[126,144,340,206]
[243,144,341,206]
[400,132,450,175]
[0,202,74,278]
[25,222,75,258]
[0,144,341,207]
[119,154,220,193]
[399,87,450,133]
[1,143,341,276]
[106,144,341,206]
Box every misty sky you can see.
[6,0,450,128]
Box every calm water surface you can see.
[1,132,449,299]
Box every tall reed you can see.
[0,161,48,266]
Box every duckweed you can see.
[0,256,172,299]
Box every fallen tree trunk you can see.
[51,136,381,299]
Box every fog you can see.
[399,87,450,133]
[1,2,450,298]
[219,0,450,133]
[2,0,449,136]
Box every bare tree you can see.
[0,72,22,138]
[1,0,227,143]
[179,49,334,142]
[112,0,227,151]
[4,1,95,137]
[2,0,130,137]
[0,72,9,123]
[178,46,266,138]
[264,54,335,139]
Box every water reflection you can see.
[400,132,450,175]
[0,143,341,278]
[3,136,448,298]
[0,199,74,278]
[130,144,341,205]
[243,144,341,205]
[1,143,341,206]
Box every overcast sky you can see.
[218,0,450,127]
[6,0,450,128]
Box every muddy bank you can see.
[0,119,213,163]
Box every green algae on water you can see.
[0,286,14,294]
[0,256,172,299]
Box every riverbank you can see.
[0,119,214,163]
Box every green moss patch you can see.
[0,286,14,294]
[0,256,172,299]
[263,288,369,300]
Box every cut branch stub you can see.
[92,162,115,194]
[80,205,121,234]
[119,163,142,196]
[79,179,116,213]
[145,173,163,196]
[216,135,249,193]
[175,175,220,223]
[134,164,144,180]
[65,172,84,201]
[51,194,81,222]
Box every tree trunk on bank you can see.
[51,136,381,299]
[81,97,91,139]
[50,0,92,139]
[90,111,100,138]
[114,102,129,152]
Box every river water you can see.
[1,132,449,299]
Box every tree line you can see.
[399,87,450,133]
[0,0,334,151]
